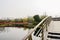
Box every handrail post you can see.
[27,29,32,40]
[28,35,32,40]
[41,25,44,40]
[46,23,48,31]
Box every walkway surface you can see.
[48,21,60,40]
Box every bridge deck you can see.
[48,21,60,33]
[48,21,60,40]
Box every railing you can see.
[22,16,52,40]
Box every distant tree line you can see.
[0,15,47,27]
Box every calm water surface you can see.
[0,27,40,40]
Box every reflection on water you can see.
[0,27,5,31]
[0,27,41,40]
[0,27,6,33]
[0,27,29,40]
[0,26,59,40]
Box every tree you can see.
[33,15,42,23]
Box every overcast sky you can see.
[0,0,60,18]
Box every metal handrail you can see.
[22,16,52,40]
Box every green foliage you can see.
[14,18,23,22]
[33,15,42,25]
[33,15,42,22]
[0,15,47,29]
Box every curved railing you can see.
[22,16,52,40]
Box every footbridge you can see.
[22,16,60,40]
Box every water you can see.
[0,21,60,40]
[0,27,29,40]
[0,27,41,40]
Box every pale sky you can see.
[0,0,60,18]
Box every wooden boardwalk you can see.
[48,21,60,40]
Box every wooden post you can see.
[28,35,32,40]
[41,25,44,40]
[46,23,48,31]
[27,29,32,40]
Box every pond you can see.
[0,27,41,40]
